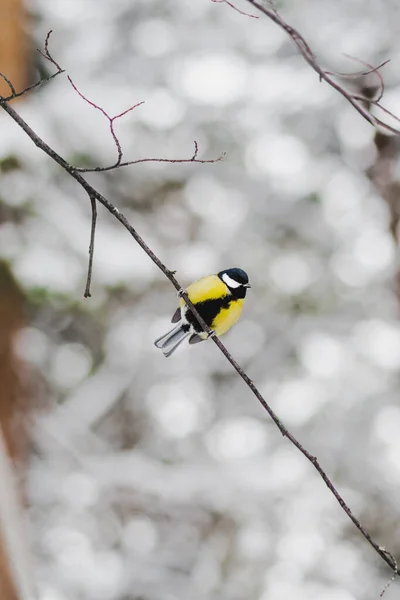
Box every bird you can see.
[154,268,251,357]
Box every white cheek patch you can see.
[222,273,241,289]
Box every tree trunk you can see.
[0,0,28,97]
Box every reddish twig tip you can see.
[68,75,144,169]
[211,0,259,18]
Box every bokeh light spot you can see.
[50,343,92,389]
[299,332,347,378]
[147,379,210,438]
[179,53,247,105]
[206,417,267,460]
[273,378,328,426]
[122,517,158,556]
[353,319,400,370]
[132,19,175,57]
[268,254,318,294]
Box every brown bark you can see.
[0,2,32,593]
[0,539,19,600]
[0,0,28,97]
[0,264,26,600]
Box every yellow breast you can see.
[211,298,244,336]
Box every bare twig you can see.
[37,30,63,72]
[191,140,199,160]
[241,0,400,136]
[75,145,226,172]
[380,548,397,597]
[340,55,388,103]
[66,78,225,172]
[0,29,224,300]
[68,76,145,169]
[325,58,390,83]
[0,27,222,294]
[0,31,64,102]
[0,96,399,583]
[363,100,400,127]
[1,70,65,102]
[211,0,259,19]
[84,194,97,298]
[0,72,16,97]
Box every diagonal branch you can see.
[380,550,397,597]
[0,96,398,582]
[239,0,400,136]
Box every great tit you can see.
[154,268,251,357]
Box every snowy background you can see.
[1,0,400,598]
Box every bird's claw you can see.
[177,288,185,298]
[207,329,216,339]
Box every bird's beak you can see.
[244,283,251,288]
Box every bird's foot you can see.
[177,288,185,298]
[207,329,216,339]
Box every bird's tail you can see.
[154,323,190,358]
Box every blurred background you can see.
[1,0,400,598]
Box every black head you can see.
[218,268,251,298]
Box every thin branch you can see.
[211,0,259,18]
[1,96,399,582]
[0,72,16,97]
[74,144,226,173]
[191,140,199,160]
[326,57,390,108]
[380,548,397,597]
[68,76,145,169]
[0,30,64,102]
[326,59,390,82]
[84,194,97,298]
[37,30,63,73]
[67,78,225,172]
[341,55,387,103]
[362,99,400,127]
[1,71,65,102]
[0,28,223,298]
[242,0,400,136]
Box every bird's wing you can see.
[171,307,181,323]
[188,333,205,345]
[184,275,228,305]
